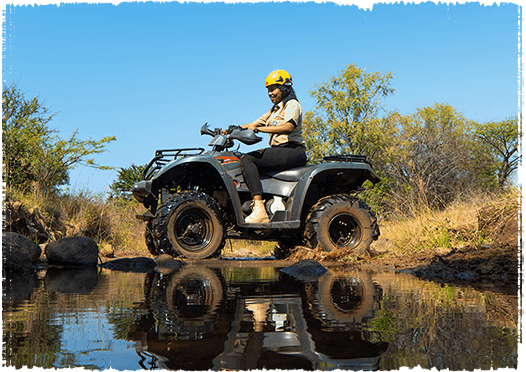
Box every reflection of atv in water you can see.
[132,124,381,259]
[129,263,388,370]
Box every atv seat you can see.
[262,165,314,182]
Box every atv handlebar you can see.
[200,123,262,150]
[200,123,241,136]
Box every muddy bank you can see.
[285,198,520,292]
[358,242,518,292]
[358,199,519,292]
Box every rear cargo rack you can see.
[143,148,205,180]
[323,154,371,164]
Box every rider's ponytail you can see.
[279,84,299,107]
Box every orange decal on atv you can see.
[215,156,240,164]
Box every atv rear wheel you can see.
[152,191,225,259]
[304,194,379,255]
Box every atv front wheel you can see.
[152,191,225,259]
[144,222,160,255]
[304,194,379,255]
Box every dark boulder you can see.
[3,232,42,263]
[2,243,36,277]
[281,259,328,282]
[45,236,99,266]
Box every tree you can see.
[2,82,116,196]
[303,63,395,163]
[379,103,477,211]
[302,65,518,214]
[3,82,58,191]
[473,116,520,189]
[109,164,146,200]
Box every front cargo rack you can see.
[143,148,205,180]
[323,154,371,165]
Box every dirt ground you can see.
[288,200,520,292]
[92,197,521,293]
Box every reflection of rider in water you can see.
[136,266,387,370]
[241,70,307,224]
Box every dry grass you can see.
[6,187,519,260]
[222,239,276,257]
[376,190,520,256]
[7,188,150,255]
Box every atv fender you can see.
[281,162,380,221]
[151,153,245,222]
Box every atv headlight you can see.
[132,180,152,202]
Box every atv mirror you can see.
[200,123,215,137]
[229,127,262,145]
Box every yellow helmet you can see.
[265,70,292,87]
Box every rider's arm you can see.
[255,120,295,134]
[243,110,271,131]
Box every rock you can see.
[3,232,42,263]
[99,243,115,258]
[101,257,157,272]
[281,259,328,282]
[154,254,186,274]
[370,238,396,256]
[434,247,452,256]
[45,236,99,266]
[3,198,49,242]
[2,244,36,277]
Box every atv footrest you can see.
[324,154,369,163]
[242,220,300,229]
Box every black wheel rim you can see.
[174,208,213,252]
[330,278,364,312]
[172,277,213,318]
[328,213,362,248]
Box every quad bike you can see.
[132,124,381,259]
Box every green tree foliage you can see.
[303,64,518,214]
[109,164,146,200]
[380,104,478,211]
[472,116,520,189]
[303,63,395,163]
[2,82,116,196]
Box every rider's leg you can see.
[241,145,306,224]
[240,151,269,223]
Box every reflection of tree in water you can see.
[3,267,100,369]
[3,289,64,368]
[365,272,518,370]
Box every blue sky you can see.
[3,1,521,194]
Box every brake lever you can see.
[226,125,242,133]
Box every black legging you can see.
[240,143,307,197]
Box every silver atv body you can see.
[132,124,381,259]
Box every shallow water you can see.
[2,260,519,370]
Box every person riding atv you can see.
[240,70,307,224]
[132,72,381,260]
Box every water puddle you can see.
[2,260,519,370]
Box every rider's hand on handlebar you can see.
[243,123,259,132]
[221,125,242,135]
